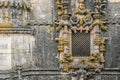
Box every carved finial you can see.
[78,0,85,10]
[94,0,99,2]
[56,0,61,5]
[79,0,84,3]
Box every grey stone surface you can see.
[105,2,120,68]
[30,0,54,24]
[33,25,59,69]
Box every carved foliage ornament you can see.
[0,1,31,10]
[55,0,108,75]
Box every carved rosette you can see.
[55,0,108,78]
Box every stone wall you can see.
[109,0,120,2]
[0,0,119,80]
[105,2,120,68]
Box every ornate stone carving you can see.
[0,0,32,34]
[0,1,31,10]
[55,0,108,79]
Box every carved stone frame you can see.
[55,0,108,75]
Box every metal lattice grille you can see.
[72,31,90,57]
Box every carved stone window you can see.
[55,0,108,76]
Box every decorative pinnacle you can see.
[79,0,84,3]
